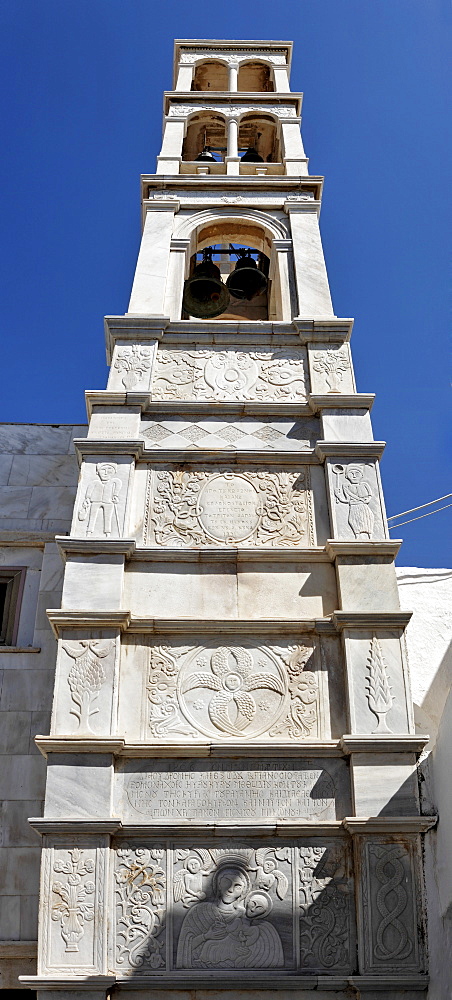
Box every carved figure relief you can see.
[313,348,350,392]
[175,849,289,969]
[366,637,394,733]
[114,345,153,389]
[51,848,95,953]
[63,639,114,733]
[146,639,321,742]
[77,462,122,537]
[145,467,314,548]
[115,845,166,971]
[111,840,359,974]
[298,844,351,970]
[152,347,308,402]
[333,464,375,539]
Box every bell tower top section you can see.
[157,38,305,177]
[173,39,293,91]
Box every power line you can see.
[388,493,452,521]
[388,503,452,529]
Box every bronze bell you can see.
[182,258,230,319]
[195,147,216,162]
[226,254,267,300]
[240,147,264,162]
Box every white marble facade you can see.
[6,37,436,1000]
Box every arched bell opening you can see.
[183,244,270,321]
[237,60,274,92]
[181,219,278,322]
[182,112,227,163]
[238,113,279,163]
[191,59,229,92]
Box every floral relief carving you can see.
[146,467,313,548]
[179,50,287,66]
[147,644,197,738]
[114,345,153,389]
[312,348,350,392]
[366,637,394,733]
[51,848,95,953]
[180,646,285,737]
[269,643,319,739]
[298,844,351,970]
[115,845,166,971]
[168,103,296,119]
[63,639,114,732]
[152,347,308,402]
[146,640,320,742]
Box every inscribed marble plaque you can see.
[118,758,348,822]
[144,465,315,547]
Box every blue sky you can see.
[0,0,450,567]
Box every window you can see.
[0,568,26,645]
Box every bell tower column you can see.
[23,37,433,1000]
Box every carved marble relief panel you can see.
[112,839,355,976]
[108,341,158,392]
[140,636,327,744]
[151,346,309,402]
[141,415,319,452]
[39,837,106,974]
[343,630,413,735]
[116,757,351,823]
[143,465,315,548]
[326,460,386,540]
[358,837,424,973]
[71,456,133,540]
[308,342,355,395]
[51,631,119,736]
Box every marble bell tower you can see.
[22,39,434,1000]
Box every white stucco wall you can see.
[397,567,452,1000]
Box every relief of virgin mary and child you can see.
[176,863,284,969]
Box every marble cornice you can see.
[25,813,438,837]
[142,401,313,417]
[35,735,429,759]
[138,448,320,465]
[315,440,386,461]
[46,609,131,636]
[73,437,143,462]
[333,610,413,629]
[21,972,429,991]
[20,976,116,990]
[341,735,430,755]
[326,539,402,558]
[343,816,437,834]
[131,546,330,562]
[126,615,325,630]
[35,736,343,757]
[163,90,303,115]
[55,537,136,560]
[103,316,354,362]
[308,393,375,412]
[85,390,151,418]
